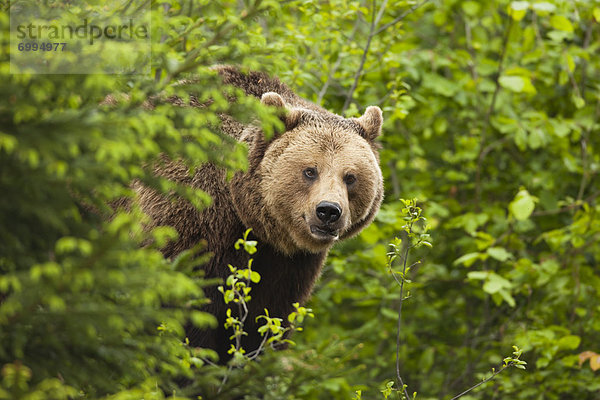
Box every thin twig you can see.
[532,190,600,216]
[464,17,478,81]
[317,20,361,104]
[154,3,172,82]
[579,24,593,98]
[342,0,388,113]
[342,0,429,113]
[387,160,401,198]
[577,99,599,201]
[484,18,513,126]
[164,2,263,82]
[474,17,513,210]
[449,364,509,400]
[218,273,253,393]
[395,229,412,400]
[374,0,430,35]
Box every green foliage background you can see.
[1,0,599,399]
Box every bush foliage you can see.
[1,0,599,399]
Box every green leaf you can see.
[454,252,485,267]
[467,271,489,280]
[509,189,537,220]
[462,1,481,16]
[572,95,585,109]
[550,15,574,33]
[565,53,575,73]
[499,75,536,94]
[549,118,571,138]
[528,128,547,149]
[558,335,581,350]
[482,273,512,293]
[487,247,513,262]
[250,271,261,283]
[423,73,458,97]
[497,289,516,307]
[508,1,529,21]
[532,2,556,13]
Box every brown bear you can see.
[135,66,384,362]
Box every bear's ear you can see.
[261,92,301,132]
[354,106,383,142]
[261,92,285,108]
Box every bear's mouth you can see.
[310,225,339,240]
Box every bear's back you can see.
[216,65,324,113]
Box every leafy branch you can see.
[475,15,514,210]
[386,199,431,400]
[342,0,430,113]
[449,346,527,400]
[215,229,314,392]
[385,201,527,400]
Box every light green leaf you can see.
[572,95,585,109]
[250,271,261,283]
[499,76,525,92]
[508,1,529,21]
[532,2,556,13]
[498,289,516,307]
[499,75,536,94]
[509,189,537,220]
[558,335,581,350]
[423,73,458,97]
[454,252,485,267]
[550,15,574,33]
[528,128,547,149]
[487,247,513,262]
[549,119,571,138]
[565,53,575,72]
[482,273,512,294]
[467,271,489,280]
[462,1,481,16]
[0,133,17,153]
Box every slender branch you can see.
[342,0,388,113]
[164,2,263,82]
[154,3,172,82]
[374,0,430,35]
[474,17,513,210]
[464,17,478,81]
[579,24,593,98]
[317,20,361,105]
[218,268,254,393]
[342,0,429,113]
[485,18,513,124]
[577,99,599,201]
[449,364,509,400]
[387,161,401,201]
[532,190,600,217]
[480,137,508,160]
[394,229,412,400]
[246,331,271,360]
[317,57,342,104]
[577,132,589,201]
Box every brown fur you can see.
[135,66,384,361]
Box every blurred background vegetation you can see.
[1,0,599,399]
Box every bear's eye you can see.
[344,174,357,185]
[303,167,317,180]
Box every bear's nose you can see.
[316,201,342,224]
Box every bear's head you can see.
[231,92,384,255]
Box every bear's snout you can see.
[309,201,343,241]
[316,201,342,224]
